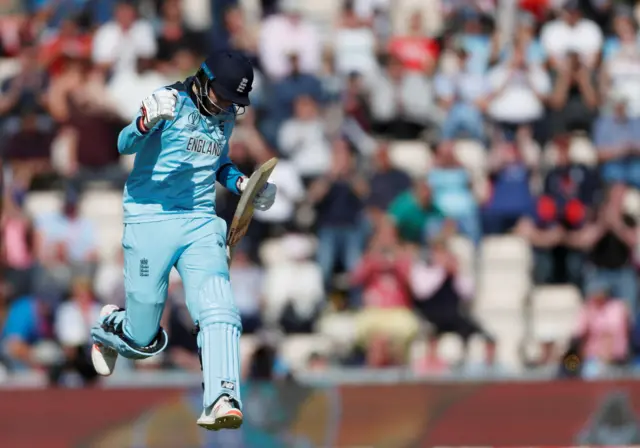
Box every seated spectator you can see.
[213,4,258,60]
[369,55,436,140]
[278,95,332,184]
[547,51,598,138]
[366,141,412,225]
[230,248,264,334]
[567,183,638,317]
[601,7,639,64]
[154,0,206,65]
[571,279,631,379]
[351,219,420,367]
[491,12,545,67]
[388,11,439,75]
[1,193,36,299]
[388,181,446,245]
[455,8,492,75]
[50,276,100,386]
[333,0,379,84]
[258,0,321,80]
[308,141,368,293]
[539,0,603,70]
[39,17,92,78]
[342,71,372,136]
[593,92,640,189]
[91,0,157,74]
[428,142,481,244]
[0,293,54,372]
[483,44,551,142]
[262,235,325,333]
[411,238,495,371]
[434,40,487,142]
[482,141,536,235]
[33,190,99,303]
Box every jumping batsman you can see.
[90,51,276,431]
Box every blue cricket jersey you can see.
[118,77,245,223]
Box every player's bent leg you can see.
[194,275,243,431]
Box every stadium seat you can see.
[624,188,640,218]
[279,334,333,372]
[475,309,526,371]
[453,139,487,178]
[258,238,288,266]
[388,140,431,178]
[447,235,475,276]
[315,311,358,357]
[530,285,582,344]
[480,235,531,268]
[80,190,123,220]
[24,191,63,218]
[569,136,597,166]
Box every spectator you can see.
[33,190,99,303]
[388,181,447,245]
[308,140,368,292]
[366,141,412,224]
[593,91,640,189]
[333,0,379,84]
[351,218,419,367]
[370,55,436,140]
[483,44,551,141]
[92,0,157,74]
[491,12,545,67]
[455,8,492,75]
[230,248,264,334]
[388,11,439,75]
[567,183,638,317]
[411,238,496,371]
[602,7,638,63]
[428,141,480,244]
[540,0,603,70]
[571,279,631,379]
[342,71,372,134]
[547,51,599,138]
[258,0,321,80]
[482,141,536,235]
[50,276,100,386]
[154,0,206,64]
[278,95,332,183]
[434,41,487,142]
[39,17,92,78]
[1,193,36,299]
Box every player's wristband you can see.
[137,116,149,134]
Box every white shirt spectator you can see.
[92,20,157,74]
[55,302,101,347]
[230,264,263,319]
[604,45,640,118]
[278,119,332,178]
[369,72,435,125]
[540,18,603,68]
[107,68,171,121]
[258,14,321,79]
[333,27,379,82]
[485,64,551,123]
[254,159,305,224]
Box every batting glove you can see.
[140,88,178,130]
[238,177,277,211]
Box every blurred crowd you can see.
[3,0,640,386]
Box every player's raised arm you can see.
[117,88,178,155]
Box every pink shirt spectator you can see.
[3,217,33,269]
[350,253,413,308]
[574,299,629,361]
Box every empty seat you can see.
[480,235,531,268]
[388,140,431,178]
[24,191,63,218]
[279,334,333,372]
[80,190,123,220]
[448,235,475,276]
[454,139,487,178]
[530,285,582,343]
[258,238,288,266]
[475,309,525,372]
[624,188,640,218]
[315,311,357,356]
[570,136,597,166]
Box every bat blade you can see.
[226,157,278,262]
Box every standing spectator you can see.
[351,218,419,367]
[567,183,638,317]
[50,276,100,386]
[540,0,603,70]
[482,141,536,235]
[154,0,206,64]
[366,142,412,224]
[411,238,496,371]
[278,95,332,184]
[369,55,436,140]
[388,11,439,75]
[547,52,599,138]
[388,181,447,245]
[91,0,157,74]
[593,92,640,189]
[258,0,321,80]
[483,45,551,141]
[333,0,379,84]
[434,41,487,142]
[308,140,368,291]
[428,141,481,244]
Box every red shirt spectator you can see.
[39,20,92,78]
[388,12,439,74]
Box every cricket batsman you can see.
[89,51,276,431]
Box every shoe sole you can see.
[91,344,118,376]
[197,411,243,431]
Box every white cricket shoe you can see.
[91,304,120,376]
[197,395,243,431]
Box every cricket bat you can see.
[226,157,278,263]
